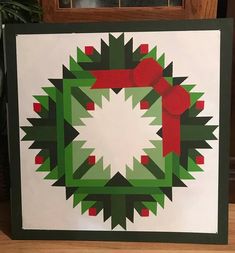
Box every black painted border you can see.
[5,18,233,244]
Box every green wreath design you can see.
[21,34,217,230]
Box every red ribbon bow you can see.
[90,58,190,156]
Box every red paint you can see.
[196,155,204,165]
[196,100,204,110]
[88,155,96,165]
[140,44,149,54]
[86,102,95,111]
[85,46,94,55]
[140,100,149,110]
[35,155,44,164]
[141,155,149,165]
[141,208,149,217]
[33,103,42,113]
[89,208,97,216]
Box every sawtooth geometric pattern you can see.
[21,34,217,230]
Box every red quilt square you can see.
[196,100,204,110]
[88,155,96,165]
[33,103,42,113]
[35,155,44,164]
[140,44,149,54]
[141,208,149,217]
[85,46,94,55]
[89,208,97,216]
[141,155,149,165]
[86,102,95,111]
[140,100,149,110]
[196,155,204,165]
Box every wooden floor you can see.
[1,201,235,253]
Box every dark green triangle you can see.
[66,187,77,200]
[64,120,79,147]
[163,62,173,77]
[106,172,132,187]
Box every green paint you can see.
[142,201,157,215]
[56,89,65,178]
[63,78,95,87]
[42,87,57,102]
[109,33,125,69]
[142,47,157,60]
[152,192,165,208]
[70,56,83,72]
[181,125,217,140]
[190,92,204,106]
[33,95,48,110]
[125,87,152,108]
[72,141,94,173]
[111,195,126,229]
[181,84,196,92]
[165,77,173,85]
[80,87,110,108]
[73,193,88,208]
[82,158,111,180]
[71,96,91,126]
[158,53,165,68]
[77,47,92,63]
[81,201,96,214]
[143,98,162,125]
[126,158,156,180]
[36,158,51,172]
[44,166,60,180]
[21,126,56,141]
[187,157,203,172]
[144,140,165,171]
[179,165,195,180]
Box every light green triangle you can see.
[80,87,110,108]
[126,158,156,180]
[125,87,152,108]
[143,98,162,125]
[77,48,92,63]
[181,84,196,92]
[150,118,161,126]
[42,87,57,102]
[144,140,165,172]
[179,165,195,180]
[36,158,50,172]
[142,47,157,60]
[190,92,204,107]
[142,201,157,215]
[81,201,96,214]
[73,193,88,208]
[71,96,92,126]
[158,53,165,68]
[82,157,110,180]
[70,56,83,72]
[33,96,48,110]
[188,157,203,172]
[44,166,60,180]
[72,141,94,173]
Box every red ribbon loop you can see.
[91,58,190,156]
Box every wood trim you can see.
[41,0,218,23]
[185,0,218,19]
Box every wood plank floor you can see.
[0,201,235,253]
